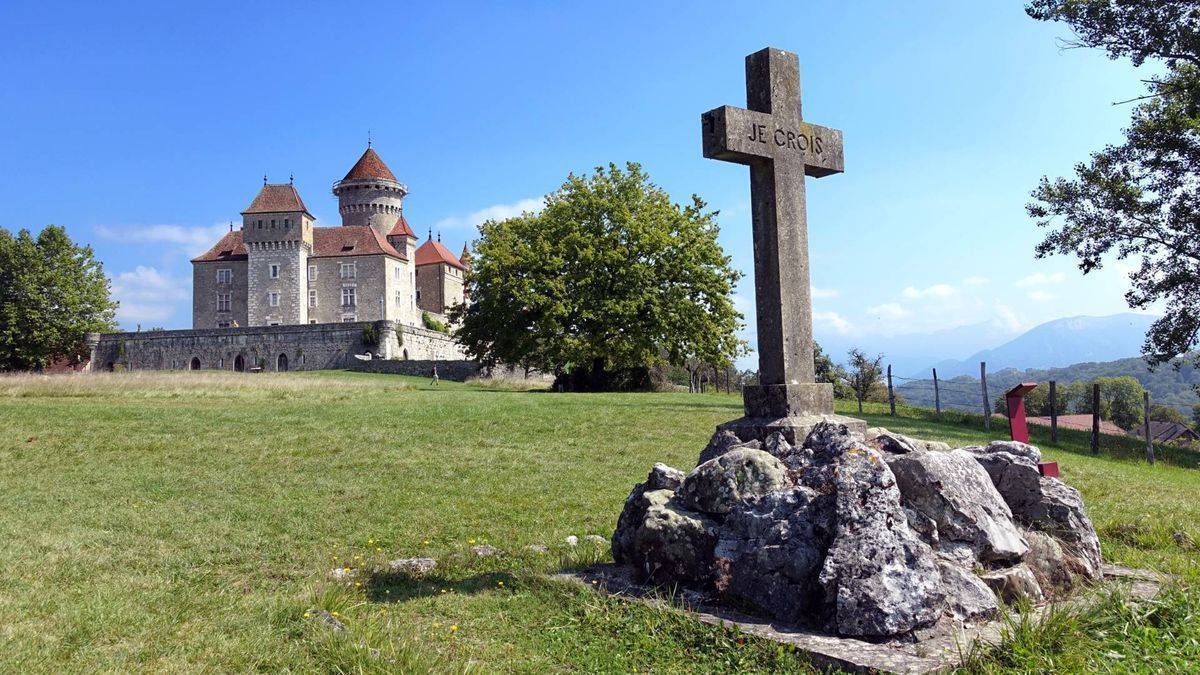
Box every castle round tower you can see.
[332,146,407,237]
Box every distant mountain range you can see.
[894,353,1200,414]
[921,314,1160,379]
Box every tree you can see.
[1149,403,1188,425]
[814,341,853,399]
[0,226,116,371]
[1026,3,1200,374]
[450,163,744,390]
[844,349,883,414]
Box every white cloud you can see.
[1015,271,1067,288]
[1027,290,1056,302]
[991,303,1026,333]
[866,302,911,319]
[963,276,989,286]
[901,283,957,299]
[95,222,230,256]
[434,197,545,231]
[814,311,854,335]
[811,286,838,299]
[110,266,189,325]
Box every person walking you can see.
[430,364,439,386]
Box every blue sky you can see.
[0,2,1156,367]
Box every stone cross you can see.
[702,47,844,420]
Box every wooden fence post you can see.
[1049,380,1058,443]
[981,361,990,432]
[1091,382,1101,456]
[932,368,941,418]
[1144,390,1155,465]
[887,365,896,416]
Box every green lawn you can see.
[0,371,1197,672]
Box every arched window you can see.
[277,353,289,371]
[189,357,201,370]
[234,354,245,372]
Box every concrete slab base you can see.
[554,564,1162,674]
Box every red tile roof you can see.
[242,183,311,215]
[342,148,398,182]
[192,226,406,263]
[389,215,416,238]
[192,230,248,262]
[312,226,405,260]
[415,238,467,269]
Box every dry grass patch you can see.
[0,370,411,400]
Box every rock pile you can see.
[612,421,1102,639]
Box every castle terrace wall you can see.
[349,359,479,381]
[88,321,467,373]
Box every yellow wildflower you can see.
[449,624,458,633]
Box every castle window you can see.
[393,266,401,280]
[339,262,356,279]
[268,292,280,307]
[308,265,317,281]
[257,220,263,229]
[271,219,276,228]
[217,321,231,328]
[217,268,232,283]
[341,287,356,307]
[217,293,231,312]
[309,289,318,308]
[395,290,403,307]
[341,315,357,322]
[283,218,290,229]
[269,264,280,279]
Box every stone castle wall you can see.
[88,321,467,373]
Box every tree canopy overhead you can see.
[0,226,117,371]
[1025,1,1200,371]
[451,163,744,389]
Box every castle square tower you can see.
[241,181,314,326]
[414,232,467,317]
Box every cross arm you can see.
[701,105,845,177]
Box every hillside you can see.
[896,353,1200,414]
[920,314,1158,379]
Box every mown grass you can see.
[0,371,1197,672]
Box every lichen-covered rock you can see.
[938,562,999,621]
[676,449,789,515]
[698,430,761,465]
[980,563,1044,604]
[868,430,917,454]
[888,450,1028,564]
[967,449,1102,579]
[713,487,835,624]
[388,557,437,576]
[633,493,720,584]
[983,440,1042,464]
[612,463,686,564]
[817,441,944,637]
[1022,529,1077,594]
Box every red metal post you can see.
[1005,382,1038,444]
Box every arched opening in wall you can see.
[105,362,114,372]
[234,355,246,372]
[189,357,201,370]
[402,349,408,360]
[277,353,289,372]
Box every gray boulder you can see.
[968,449,1102,579]
[676,449,789,515]
[980,563,1044,604]
[1022,529,1077,595]
[888,450,1028,564]
[868,430,918,454]
[713,487,836,625]
[938,562,999,621]
[817,441,945,637]
[612,463,686,564]
[632,492,720,584]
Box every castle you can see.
[191,146,469,329]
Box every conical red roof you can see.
[389,215,417,238]
[342,147,398,182]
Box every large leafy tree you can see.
[1026,2,1200,369]
[451,163,744,389]
[0,226,117,371]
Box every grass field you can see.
[1,371,1198,672]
